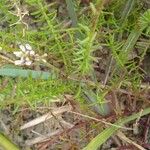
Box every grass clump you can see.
[0,0,150,149]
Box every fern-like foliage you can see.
[108,9,150,68]
[139,9,150,34]
[107,34,124,67]
[73,24,97,75]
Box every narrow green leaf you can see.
[120,0,136,25]
[119,30,141,66]
[0,68,54,80]
[0,133,19,150]
[122,30,141,53]
[83,107,150,150]
[65,0,81,39]
[83,88,110,116]
[65,0,78,28]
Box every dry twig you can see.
[117,131,146,150]
[20,105,72,130]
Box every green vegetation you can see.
[0,0,150,149]
[0,132,19,150]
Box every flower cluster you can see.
[13,43,47,66]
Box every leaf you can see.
[120,0,136,25]
[0,132,19,150]
[139,9,150,34]
[83,107,150,150]
[0,68,55,80]
[65,0,81,38]
[65,0,78,28]
[119,30,141,65]
[83,88,110,116]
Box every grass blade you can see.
[0,133,19,150]
[83,107,150,150]
[83,88,110,116]
[120,0,136,25]
[122,30,141,53]
[65,0,78,27]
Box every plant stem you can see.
[91,0,105,33]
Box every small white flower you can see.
[25,44,32,51]
[14,59,24,65]
[25,57,32,65]
[29,50,35,56]
[25,57,30,61]
[25,60,32,66]
[19,45,26,52]
[13,51,23,57]
[25,51,31,55]
[13,43,47,66]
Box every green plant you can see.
[0,0,150,149]
[83,107,150,150]
[0,132,19,150]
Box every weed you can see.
[0,0,150,149]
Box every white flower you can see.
[13,43,47,66]
[24,57,32,66]
[19,44,26,52]
[25,44,32,51]
[14,59,24,65]
[29,50,35,55]
[14,43,34,66]
[18,44,34,55]
[25,60,32,66]
[13,51,23,57]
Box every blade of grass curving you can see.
[83,87,110,116]
[0,68,55,80]
[83,107,150,150]
[118,0,136,41]
[65,0,81,38]
[116,9,150,66]
[120,29,142,65]
[65,0,78,28]
[122,30,141,53]
[0,132,19,150]
[120,0,136,25]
